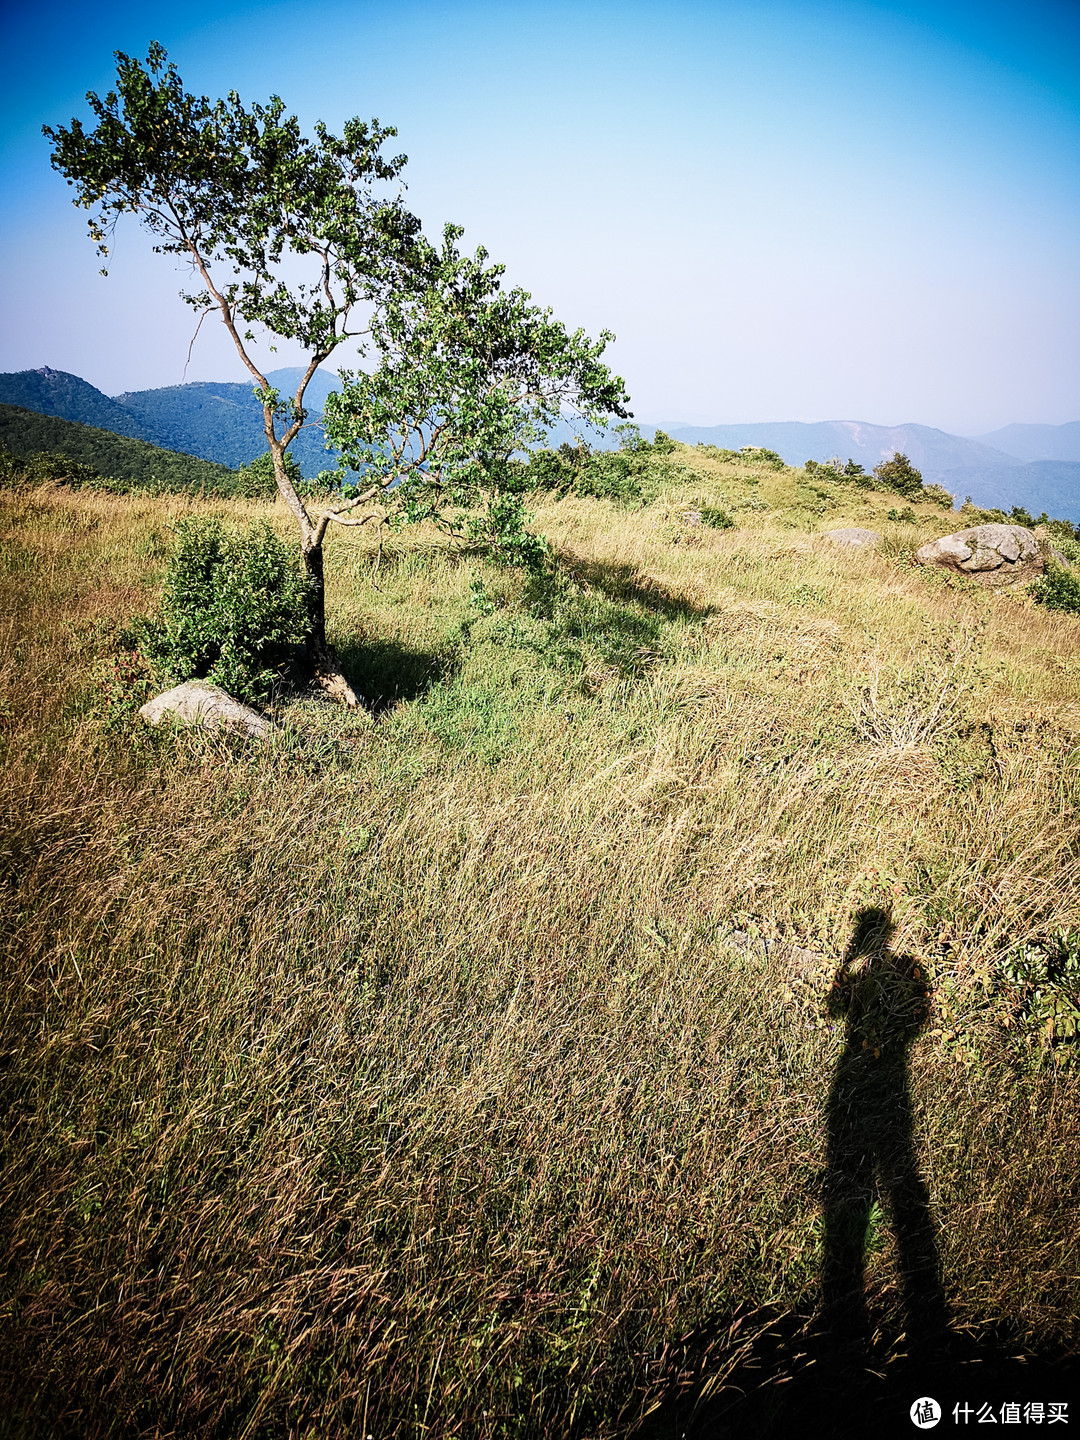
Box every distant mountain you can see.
[0,405,243,494]
[972,422,1080,464]
[647,420,1021,486]
[0,367,153,441]
[114,366,342,476]
[0,366,342,478]
[940,461,1080,524]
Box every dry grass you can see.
[1,457,1079,1437]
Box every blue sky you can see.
[1,0,1077,432]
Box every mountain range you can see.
[1,367,1077,520]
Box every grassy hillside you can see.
[1,444,1078,1437]
[0,404,250,495]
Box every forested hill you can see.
[114,369,340,476]
[0,367,153,441]
[0,366,341,478]
[0,405,243,493]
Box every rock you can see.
[823,527,882,548]
[915,524,1041,586]
[139,681,273,738]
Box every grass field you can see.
[1,449,1078,1437]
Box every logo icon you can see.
[910,1398,941,1429]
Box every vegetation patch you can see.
[1,437,1079,1438]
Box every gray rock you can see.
[915,524,1041,586]
[823,527,882,548]
[139,681,273,738]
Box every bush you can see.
[1030,561,1080,616]
[700,505,735,529]
[140,517,312,703]
[872,452,925,499]
[739,446,786,470]
[516,430,690,507]
[235,448,335,501]
[923,483,955,510]
[0,449,103,489]
[805,457,868,485]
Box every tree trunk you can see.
[264,425,363,710]
[301,537,363,708]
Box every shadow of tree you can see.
[334,635,457,717]
[543,549,716,623]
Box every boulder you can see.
[823,527,882,548]
[139,681,273,738]
[915,524,1041,586]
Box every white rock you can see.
[915,524,1040,585]
[823,527,882,548]
[139,681,272,738]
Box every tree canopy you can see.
[45,44,631,700]
[322,224,631,565]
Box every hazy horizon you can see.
[2,0,1077,435]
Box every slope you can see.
[0,405,242,493]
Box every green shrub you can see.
[234,448,336,500]
[872,452,925,499]
[923,483,955,510]
[695,443,742,461]
[805,457,867,484]
[1030,561,1080,616]
[140,517,312,703]
[517,431,689,507]
[700,505,735,529]
[739,446,786,470]
[0,448,103,489]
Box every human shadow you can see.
[821,905,947,1350]
[636,910,1078,1437]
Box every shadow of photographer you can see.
[822,905,948,1351]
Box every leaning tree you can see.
[322,223,632,563]
[46,44,631,705]
[45,42,423,705]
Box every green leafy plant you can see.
[1030,561,1080,615]
[922,483,955,510]
[700,505,735,529]
[0,448,104,489]
[999,933,1080,1061]
[140,517,312,702]
[872,452,925,499]
[46,42,423,703]
[739,447,786,470]
[236,448,336,501]
[324,225,630,555]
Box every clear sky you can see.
[1,0,1077,433]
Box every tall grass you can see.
[1,468,1079,1437]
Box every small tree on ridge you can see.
[46,42,423,704]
